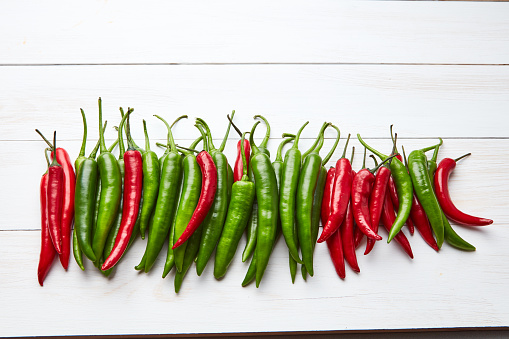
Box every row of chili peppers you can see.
[36,98,493,288]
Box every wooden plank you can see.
[1,65,508,141]
[1,1,508,65]
[4,138,504,231]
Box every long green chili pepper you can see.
[357,133,413,245]
[162,135,203,278]
[249,122,280,287]
[227,162,234,203]
[214,132,256,279]
[242,229,282,287]
[295,122,329,276]
[92,98,123,261]
[139,120,161,239]
[280,122,308,264]
[172,124,205,273]
[194,114,234,276]
[136,114,184,273]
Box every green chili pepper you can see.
[136,114,184,273]
[72,228,85,270]
[248,122,280,287]
[227,162,234,203]
[162,135,203,278]
[174,218,203,293]
[92,98,122,261]
[214,132,256,279]
[443,212,475,251]
[139,120,161,239]
[242,229,282,287]
[194,114,234,276]
[357,133,414,245]
[427,138,443,180]
[296,122,330,276]
[280,121,308,264]
[172,124,205,273]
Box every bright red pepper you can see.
[410,194,439,251]
[321,167,335,226]
[351,169,382,240]
[173,151,218,249]
[46,132,64,255]
[102,149,143,271]
[234,139,251,183]
[341,199,359,272]
[381,190,413,258]
[434,156,493,226]
[38,163,56,286]
[365,166,391,255]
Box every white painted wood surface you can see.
[0,0,508,337]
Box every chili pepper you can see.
[407,147,444,248]
[317,133,352,243]
[387,177,413,234]
[241,229,282,287]
[443,212,476,251]
[341,193,359,272]
[38,149,56,286]
[136,114,184,273]
[214,132,256,279]
[426,138,443,180]
[357,133,414,245]
[101,112,143,271]
[227,113,252,184]
[227,161,234,203]
[92,98,122,260]
[193,116,232,275]
[174,221,203,293]
[365,155,391,255]
[72,228,85,270]
[161,136,203,278]
[435,154,492,226]
[296,122,330,275]
[321,167,335,227]
[139,120,161,239]
[410,194,439,251]
[381,190,413,258]
[247,121,279,287]
[280,121,308,263]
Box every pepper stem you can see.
[195,124,209,152]
[50,131,60,166]
[275,136,295,162]
[44,148,51,167]
[143,120,151,152]
[357,134,387,160]
[249,121,261,156]
[34,129,54,149]
[154,114,182,153]
[125,109,137,150]
[430,138,444,163]
[241,132,250,179]
[218,110,235,152]
[78,108,87,157]
[177,145,200,154]
[370,155,379,167]
[362,147,367,169]
[350,147,355,163]
[89,121,107,159]
[292,121,309,150]
[189,135,203,150]
[311,123,332,155]
[195,118,216,151]
[282,133,297,139]
[369,153,400,174]
[118,112,131,158]
[253,115,270,149]
[98,97,107,153]
[420,138,443,153]
[302,122,329,158]
[322,124,341,165]
[402,145,409,168]
[341,134,351,159]
[454,153,471,163]
[227,113,243,138]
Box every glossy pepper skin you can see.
[351,169,382,241]
[214,132,256,279]
[341,198,360,272]
[388,176,414,235]
[434,156,493,226]
[93,98,122,261]
[365,165,391,255]
[249,121,279,287]
[38,156,56,286]
[234,139,251,183]
[381,190,413,258]
[137,114,184,273]
[193,116,233,275]
[407,150,444,248]
[410,194,439,251]
[279,121,308,264]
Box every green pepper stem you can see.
[253,115,270,149]
[292,121,309,150]
[98,97,107,153]
[350,147,355,163]
[189,135,203,150]
[311,123,332,155]
[219,110,235,152]
[227,113,243,138]
[401,145,409,168]
[282,133,296,138]
[341,134,351,159]
[195,124,209,152]
[241,132,250,179]
[390,125,398,155]
[302,122,329,158]
[370,154,379,167]
[357,134,388,160]
[322,124,341,165]
[176,145,200,154]
[89,121,107,159]
[430,138,444,163]
[44,148,51,167]
[454,153,471,163]
[171,115,188,128]
[35,129,54,149]
[142,120,151,152]
[154,114,181,153]
[125,109,137,150]
[275,136,295,162]
[107,137,119,154]
[195,117,216,151]
[369,153,399,174]
[249,121,261,155]
[78,108,87,157]
[362,147,367,169]
[50,131,60,166]
[156,142,169,149]
[118,112,131,158]
[420,138,443,153]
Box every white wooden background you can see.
[1,0,509,337]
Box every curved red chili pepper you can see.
[365,166,391,255]
[102,150,143,271]
[318,158,352,243]
[434,157,493,226]
[173,151,218,249]
[381,190,413,258]
[351,169,382,240]
[321,167,335,226]
[410,194,439,251]
[354,225,364,249]
[233,139,251,183]
[51,148,75,270]
[46,135,64,255]
[388,176,414,234]
[341,200,359,272]
[38,172,56,286]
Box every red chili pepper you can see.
[351,169,382,240]
[101,148,143,271]
[173,151,218,249]
[234,139,251,183]
[38,154,56,286]
[341,199,359,272]
[434,154,493,226]
[410,194,439,251]
[365,166,391,255]
[354,225,364,249]
[51,148,75,270]
[321,167,335,226]
[381,190,413,258]
[388,176,414,235]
